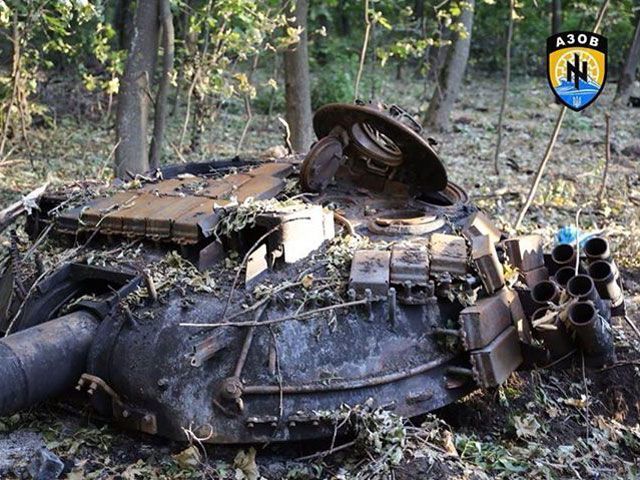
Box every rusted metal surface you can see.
[349,250,391,298]
[471,235,504,294]
[430,233,468,275]
[389,247,429,287]
[2,104,626,445]
[504,235,545,273]
[589,260,624,307]
[0,311,100,416]
[256,205,334,264]
[470,327,522,388]
[55,162,291,244]
[300,135,345,192]
[567,301,615,366]
[520,266,550,288]
[459,295,512,350]
[311,103,447,193]
[462,211,502,245]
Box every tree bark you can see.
[149,0,174,170]
[283,0,313,153]
[115,0,160,179]
[615,12,640,105]
[425,0,475,131]
[114,0,134,51]
[551,0,562,104]
[551,0,562,35]
[493,0,515,175]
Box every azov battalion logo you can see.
[547,31,607,111]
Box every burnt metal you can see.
[584,236,620,278]
[567,301,615,366]
[531,308,575,361]
[0,311,99,416]
[430,233,468,275]
[458,295,511,350]
[1,103,625,445]
[589,260,624,308]
[462,211,502,245]
[349,250,391,299]
[472,235,504,295]
[313,103,447,193]
[504,235,544,273]
[566,274,607,318]
[531,280,561,307]
[554,266,576,288]
[520,266,550,289]
[584,236,612,262]
[367,210,445,236]
[300,134,345,192]
[551,243,576,269]
[470,327,523,388]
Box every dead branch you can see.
[514,107,566,228]
[235,54,259,155]
[597,112,611,205]
[515,0,609,229]
[180,298,368,329]
[354,0,372,100]
[0,183,48,234]
[493,0,515,176]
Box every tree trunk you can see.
[149,0,174,170]
[283,0,313,153]
[114,0,134,51]
[425,0,475,131]
[616,12,640,105]
[115,0,160,179]
[551,0,562,35]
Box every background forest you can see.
[0,0,638,178]
[1,1,640,479]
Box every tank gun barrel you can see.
[0,311,99,416]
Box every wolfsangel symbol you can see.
[547,31,607,112]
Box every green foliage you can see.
[311,64,355,108]
[472,0,638,73]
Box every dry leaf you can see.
[234,447,259,480]
[513,414,541,439]
[172,445,202,468]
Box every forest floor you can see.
[0,75,640,479]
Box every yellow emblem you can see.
[547,32,607,111]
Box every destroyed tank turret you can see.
[0,103,624,444]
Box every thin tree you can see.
[115,0,160,178]
[149,0,175,170]
[493,0,515,176]
[552,0,562,35]
[283,0,313,153]
[597,112,612,205]
[425,0,475,131]
[551,0,562,104]
[354,0,372,100]
[515,0,609,229]
[615,10,640,105]
[116,0,175,178]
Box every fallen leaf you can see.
[172,445,202,468]
[513,414,541,439]
[234,447,259,480]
